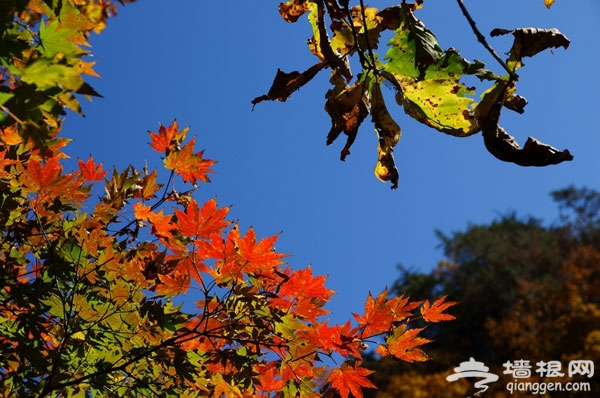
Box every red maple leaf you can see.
[387,294,423,323]
[174,197,230,239]
[163,137,215,185]
[352,288,420,338]
[171,253,207,286]
[421,295,458,323]
[133,202,153,220]
[0,148,18,179]
[271,266,334,322]
[26,156,61,189]
[303,321,344,353]
[352,289,392,337]
[257,364,286,393]
[148,120,182,153]
[379,325,431,362]
[155,270,190,297]
[234,227,287,274]
[147,209,173,238]
[78,156,108,181]
[328,362,376,398]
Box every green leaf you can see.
[38,19,87,58]
[20,59,84,91]
[385,28,498,136]
[384,4,442,79]
[400,77,477,136]
[41,294,66,318]
[0,91,14,106]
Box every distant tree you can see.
[0,1,456,396]
[366,186,600,396]
[254,0,570,189]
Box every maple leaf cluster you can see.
[0,0,137,147]
[0,1,459,396]
[0,118,457,397]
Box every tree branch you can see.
[456,0,517,80]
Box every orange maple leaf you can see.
[163,137,215,185]
[211,373,243,398]
[353,289,391,337]
[0,124,22,145]
[148,120,188,154]
[352,288,420,338]
[388,294,422,323]
[257,364,286,393]
[328,362,376,398]
[379,326,431,362]
[174,197,230,239]
[235,227,287,274]
[272,266,334,321]
[155,270,190,297]
[280,266,334,301]
[420,295,458,323]
[139,169,162,200]
[133,202,153,220]
[26,156,62,190]
[145,209,181,252]
[303,321,344,353]
[78,155,108,181]
[0,148,18,179]
[172,253,207,286]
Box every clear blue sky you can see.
[64,0,600,324]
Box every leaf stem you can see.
[456,0,518,80]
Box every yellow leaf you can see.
[544,0,555,9]
[71,331,85,340]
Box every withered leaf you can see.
[479,83,573,167]
[371,81,401,146]
[371,81,401,188]
[279,0,310,23]
[483,126,573,167]
[504,93,527,114]
[252,62,327,106]
[374,139,399,189]
[324,73,368,160]
[491,27,570,62]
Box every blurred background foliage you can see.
[364,186,600,397]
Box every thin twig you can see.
[0,104,24,125]
[341,1,367,67]
[358,0,376,70]
[456,0,517,80]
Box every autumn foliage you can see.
[256,0,569,189]
[366,193,600,396]
[0,118,460,396]
[0,1,458,396]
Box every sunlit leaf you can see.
[420,295,458,322]
[328,362,376,398]
[78,156,108,181]
[380,326,431,362]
